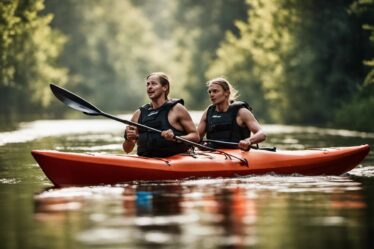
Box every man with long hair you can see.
[123,72,199,157]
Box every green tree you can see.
[209,0,369,127]
[335,0,374,131]
[130,0,248,109]
[173,0,248,108]
[44,0,171,112]
[0,0,66,117]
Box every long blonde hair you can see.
[207,77,239,102]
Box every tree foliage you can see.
[44,0,171,112]
[171,0,248,108]
[0,0,66,116]
[208,0,368,126]
[1,0,373,131]
[43,0,248,111]
[129,0,248,108]
[334,0,374,131]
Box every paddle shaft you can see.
[204,139,276,152]
[101,112,223,152]
[204,139,255,149]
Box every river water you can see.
[0,112,373,249]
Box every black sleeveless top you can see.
[206,101,251,148]
[137,99,189,157]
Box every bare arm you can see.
[162,104,200,143]
[122,110,140,153]
[237,108,266,150]
[197,109,208,141]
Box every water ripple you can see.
[348,166,374,177]
[0,178,20,184]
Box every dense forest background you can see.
[0,0,373,131]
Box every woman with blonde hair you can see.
[197,77,266,150]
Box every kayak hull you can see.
[31,144,370,187]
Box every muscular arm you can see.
[122,110,140,153]
[167,104,200,143]
[238,108,266,149]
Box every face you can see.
[146,75,168,100]
[207,83,229,105]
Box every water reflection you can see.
[32,175,369,249]
[1,116,373,249]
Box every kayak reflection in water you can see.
[198,77,266,150]
[122,72,199,157]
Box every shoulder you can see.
[206,105,215,115]
[237,107,255,119]
[170,103,193,123]
[168,99,184,106]
[202,107,209,115]
[131,109,141,121]
[200,107,209,121]
[139,103,151,110]
[230,101,251,110]
[206,104,215,111]
[172,102,188,113]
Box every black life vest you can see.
[137,99,189,157]
[206,101,251,148]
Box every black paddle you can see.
[204,139,276,152]
[50,84,248,165]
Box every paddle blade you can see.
[50,84,102,115]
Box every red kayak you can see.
[32,144,370,187]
